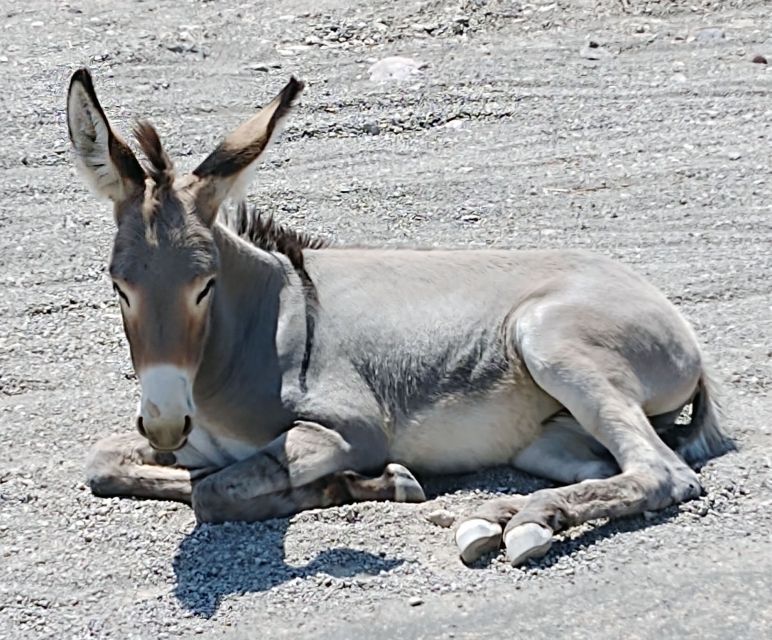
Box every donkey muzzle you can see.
[136,364,196,451]
[137,415,192,451]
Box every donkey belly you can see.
[389,378,560,475]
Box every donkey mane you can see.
[229,202,328,272]
[228,202,325,394]
[133,121,175,190]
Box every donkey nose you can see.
[136,365,196,451]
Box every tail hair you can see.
[675,371,735,465]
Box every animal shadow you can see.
[173,517,402,617]
[522,506,682,572]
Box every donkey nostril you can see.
[182,415,193,436]
[136,416,147,438]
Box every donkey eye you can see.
[113,283,130,306]
[196,278,216,305]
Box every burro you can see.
[68,69,732,567]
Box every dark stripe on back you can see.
[229,202,327,394]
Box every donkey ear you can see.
[192,77,304,224]
[67,68,145,204]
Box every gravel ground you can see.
[1,1,771,638]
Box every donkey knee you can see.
[191,473,308,523]
[627,462,702,511]
[666,463,703,504]
[191,473,253,523]
[85,460,117,497]
[191,475,227,523]
[84,436,126,497]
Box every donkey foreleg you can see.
[191,420,419,523]
[193,463,426,523]
[85,433,217,503]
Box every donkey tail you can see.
[675,370,735,465]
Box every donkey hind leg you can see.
[193,463,426,524]
[85,432,217,504]
[192,420,423,523]
[512,414,619,484]
[456,346,702,566]
[455,415,619,564]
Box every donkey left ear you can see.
[67,68,146,204]
[191,77,304,225]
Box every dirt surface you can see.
[1,1,771,638]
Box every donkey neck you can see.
[192,222,306,440]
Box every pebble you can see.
[408,596,424,607]
[579,41,613,60]
[692,27,725,43]
[368,56,425,82]
[426,509,456,528]
[362,121,381,135]
[751,54,767,64]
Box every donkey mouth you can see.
[153,451,178,466]
[149,437,188,453]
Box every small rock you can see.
[579,43,612,60]
[426,509,455,528]
[362,121,381,135]
[442,119,465,130]
[411,22,438,33]
[368,56,425,82]
[752,54,767,64]
[692,27,725,44]
[408,596,424,607]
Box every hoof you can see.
[504,523,552,566]
[386,464,426,503]
[455,518,503,564]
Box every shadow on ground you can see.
[421,465,553,500]
[173,518,403,617]
[172,466,686,616]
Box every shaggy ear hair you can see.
[133,121,175,191]
[67,68,145,203]
[191,77,304,225]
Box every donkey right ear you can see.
[67,68,145,203]
[191,77,304,225]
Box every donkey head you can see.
[67,68,303,451]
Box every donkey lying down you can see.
[68,69,731,566]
